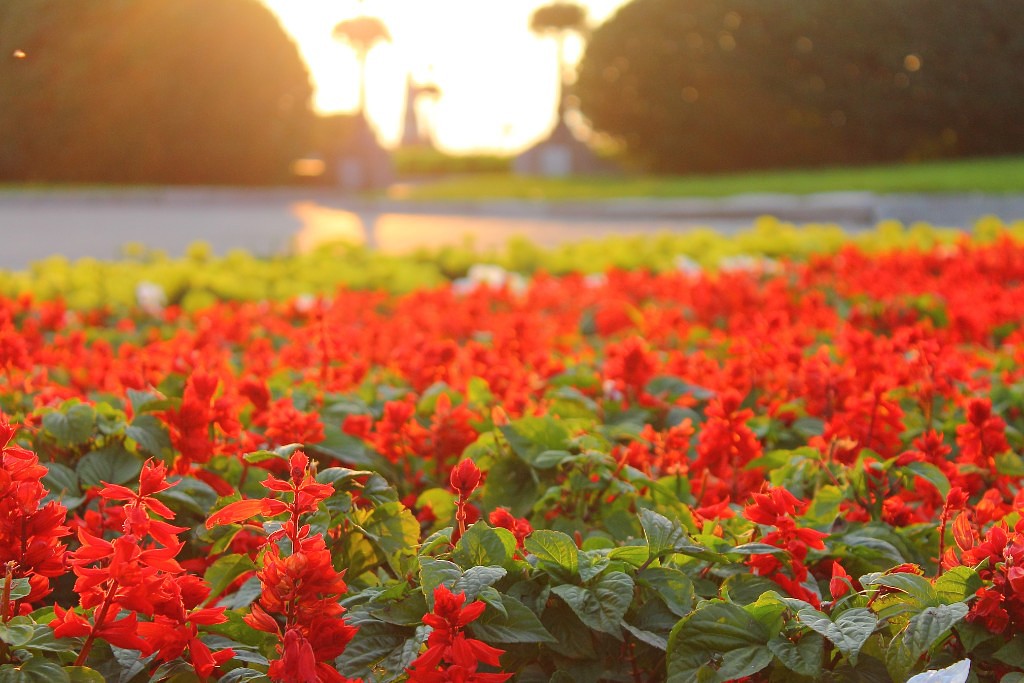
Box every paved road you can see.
[1,188,1023,271]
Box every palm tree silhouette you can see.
[529,2,588,120]
[332,15,391,118]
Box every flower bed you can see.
[2,232,1024,681]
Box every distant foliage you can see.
[576,0,1024,173]
[0,0,314,185]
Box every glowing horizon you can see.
[259,0,629,155]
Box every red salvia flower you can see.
[406,585,510,683]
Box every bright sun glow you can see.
[259,0,629,155]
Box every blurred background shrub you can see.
[0,0,314,185]
[576,0,1024,173]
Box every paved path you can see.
[1,188,1023,271]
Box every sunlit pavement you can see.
[1,188,1023,271]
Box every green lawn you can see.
[391,155,1024,201]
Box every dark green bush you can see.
[0,0,314,185]
[576,0,1024,173]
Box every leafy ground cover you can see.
[2,230,1024,681]
[5,217,1019,310]
[391,156,1024,201]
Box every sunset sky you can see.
[259,0,630,155]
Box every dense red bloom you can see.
[0,414,70,611]
[956,398,1010,474]
[450,459,482,497]
[407,585,510,683]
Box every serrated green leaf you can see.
[768,632,824,678]
[467,593,555,643]
[551,571,633,639]
[716,644,775,681]
[452,566,507,601]
[933,566,982,604]
[863,572,936,605]
[607,545,649,568]
[452,522,516,570]
[797,607,876,663]
[902,602,969,657]
[667,602,772,683]
[525,530,579,578]
[639,508,688,560]
[638,567,693,617]
[419,557,462,606]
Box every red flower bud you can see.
[449,459,481,497]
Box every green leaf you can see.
[64,668,104,683]
[336,619,421,679]
[622,621,668,650]
[203,554,256,605]
[863,572,936,605]
[76,445,141,489]
[550,571,634,639]
[124,414,172,458]
[902,602,969,657]
[419,558,463,606]
[0,577,30,602]
[637,567,693,617]
[903,461,951,497]
[216,669,271,683]
[156,476,218,518]
[216,576,261,610]
[532,450,575,469]
[524,530,579,578]
[768,632,824,678]
[933,566,982,604]
[797,607,876,663]
[995,452,1024,477]
[608,545,649,568]
[452,522,516,570]
[42,403,95,448]
[499,417,574,465]
[0,619,34,647]
[452,565,507,601]
[0,659,70,683]
[667,602,772,683]
[357,501,420,573]
[639,508,690,560]
[716,645,775,681]
[801,484,843,528]
[42,463,84,509]
[467,593,556,643]
[480,455,538,517]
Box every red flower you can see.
[829,561,853,601]
[407,585,510,683]
[488,508,532,548]
[450,459,482,497]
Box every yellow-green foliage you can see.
[1,217,1020,309]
